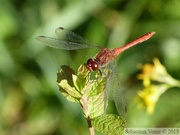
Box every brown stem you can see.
[87,116,95,135]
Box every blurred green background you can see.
[1,0,180,134]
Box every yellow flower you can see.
[137,63,154,87]
[136,58,180,115]
[137,84,170,115]
[137,58,168,86]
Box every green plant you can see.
[57,64,125,135]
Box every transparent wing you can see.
[104,59,127,120]
[36,27,101,50]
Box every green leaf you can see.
[92,114,126,135]
[89,78,106,96]
[88,90,105,118]
[77,64,89,77]
[87,78,107,118]
[79,67,108,118]
[59,80,81,102]
[73,65,89,91]
[57,65,75,87]
[57,65,82,103]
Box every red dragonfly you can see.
[36,27,155,119]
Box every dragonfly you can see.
[36,27,155,119]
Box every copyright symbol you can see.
[162,129,166,134]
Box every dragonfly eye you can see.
[86,59,99,71]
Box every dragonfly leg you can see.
[98,69,102,76]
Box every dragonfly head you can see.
[85,58,99,71]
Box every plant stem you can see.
[87,116,95,135]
